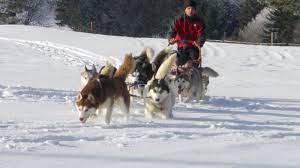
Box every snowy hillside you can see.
[1,25,300,168]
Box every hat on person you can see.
[183,0,197,10]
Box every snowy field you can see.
[0,25,300,168]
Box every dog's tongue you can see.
[134,85,139,90]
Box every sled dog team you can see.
[76,47,218,124]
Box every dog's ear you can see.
[88,94,95,103]
[168,75,176,81]
[77,93,82,101]
[167,75,176,83]
[92,64,97,74]
[84,65,89,71]
[127,53,133,57]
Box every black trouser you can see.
[176,46,199,67]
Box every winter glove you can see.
[193,41,201,49]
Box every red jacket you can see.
[168,15,206,48]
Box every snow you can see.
[0,25,300,167]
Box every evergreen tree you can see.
[195,0,247,40]
[201,0,219,39]
[56,0,182,37]
[56,0,82,31]
[238,0,264,30]
[258,0,300,16]
[0,0,17,24]
[263,0,299,44]
[211,0,240,39]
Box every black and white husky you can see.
[128,47,173,97]
[127,47,154,97]
[143,53,177,119]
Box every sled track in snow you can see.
[1,95,300,151]
[0,84,76,103]
[0,37,115,68]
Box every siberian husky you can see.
[128,47,155,97]
[143,53,177,119]
[76,54,135,124]
[173,67,219,102]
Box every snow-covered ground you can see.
[0,25,300,168]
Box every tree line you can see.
[0,0,299,44]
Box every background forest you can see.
[1,0,299,43]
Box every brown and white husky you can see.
[76,54,135,124]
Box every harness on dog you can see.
[129,94,151,99]
[126,82,151,99]
[127,81,146,90]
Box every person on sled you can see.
[168,0,206,68]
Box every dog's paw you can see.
[123,115,129,123]
[144,111,154,120]
[89,114,98,119]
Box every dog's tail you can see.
[140,47,155,61]
[151,47,173,73]
[155,53,177,80]
[114,54,136,79]
[202,67,219,78]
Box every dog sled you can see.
[77,46,218,123]
[169,40,203,75]
[123,41,218,103]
